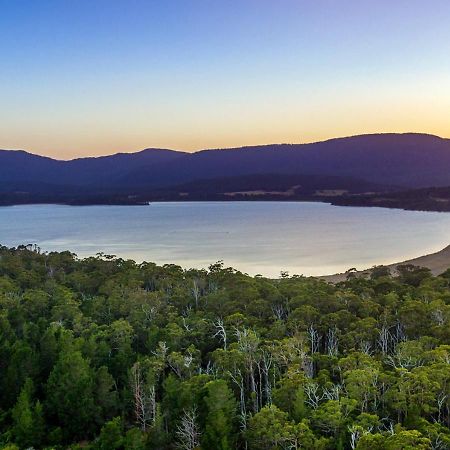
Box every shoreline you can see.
[320,244,450,283]
[1,197,450,214]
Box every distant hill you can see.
[116,133,450,189]
[1,133,450,205]
[0,148,184,192]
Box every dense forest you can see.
[0,173,387,207]
[0,245,449,449]
[333,187,450,213]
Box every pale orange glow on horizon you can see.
[2,1,450,160]
[2,104,449,160]
[3,126,450,160]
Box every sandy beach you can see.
[321,244,450,283]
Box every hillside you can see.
[332,186,450,212]
[322,244,450,283]
[139,173,390,203]
[2,133,450,205]
[0,148,185,191]
[121,133,450,189]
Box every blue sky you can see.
[1,0,450,158]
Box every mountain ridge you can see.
[2,133,450,206]
[2,132,448,161]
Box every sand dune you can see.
[321,245,450,283]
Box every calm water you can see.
[1,202,450,277]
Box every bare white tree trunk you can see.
[213,318,227,350]
[191,279,201,309]
[323,383,342,401]
[359,340,373,355]
[393,321,406,347]
[437,392,448,424]
[326,327,339,357]
[348,425,361,450]
[307,324,321,354]
[348,424,373,449]
[377,325,391,355]
[261,351,273,405]
[176,407,201,450]
[229,369,247,431]
[272,303,288,321]
[304,382,323,409]
[130,362,156,431]
[235,327,260,412]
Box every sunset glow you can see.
[1,0,450,158]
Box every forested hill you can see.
[2,133,450,205]
[333,186,450,212]
[0,245,449,449]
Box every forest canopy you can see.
[0,245,449,449]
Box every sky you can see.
[1,0,450,159]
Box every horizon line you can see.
[1,131,448,162]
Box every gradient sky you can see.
[1,0,450,159]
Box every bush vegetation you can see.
[0,245,449,449]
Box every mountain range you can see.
[2,133,450,207]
